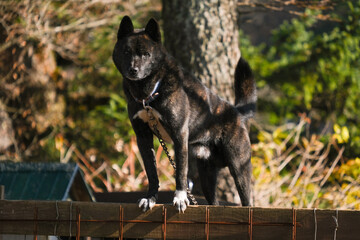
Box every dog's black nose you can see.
[129,67,139,75]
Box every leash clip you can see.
[142,99,148,109]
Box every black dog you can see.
[112,16,256,212]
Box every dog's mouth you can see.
[125,70,149,81]
[125,74,142,81]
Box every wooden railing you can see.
[0,200,359,239]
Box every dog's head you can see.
[113,16,163,81]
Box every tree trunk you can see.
[162,0,241,204]
[162,0,240,102]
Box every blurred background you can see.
[0,0,359,209]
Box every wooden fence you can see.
[0,200,359,239]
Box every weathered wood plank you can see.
[0,200,359,239]
[295,208,360,240]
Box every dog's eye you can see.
[143,52,151,58]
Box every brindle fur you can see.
[112,16,256,212]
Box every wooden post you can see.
[0,187,2,240]
[0,186,4,200]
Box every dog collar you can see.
[134,80,161,108]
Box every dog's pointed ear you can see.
[117,16,134,39]
[145,18,161,42]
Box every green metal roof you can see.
[0,162,94,201]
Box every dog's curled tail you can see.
[234,57,257,119]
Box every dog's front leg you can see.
[132,120,159,212]
[172,131,190,213]
[137,134,159,211]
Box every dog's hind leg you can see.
[226,135,252,207]
[197,159,219,205]
[228,158,252,206]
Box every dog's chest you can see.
[133,108,173,143]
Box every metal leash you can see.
[145,105,198,205]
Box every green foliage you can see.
[94,93,134,141]
[61,14,137,166]
[252,116,360,209]
[241,1,360,156]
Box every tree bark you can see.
[162,0,240,102]
[162,0,241,204]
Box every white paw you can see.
[138,196,156,212]
[173,190,189,213]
